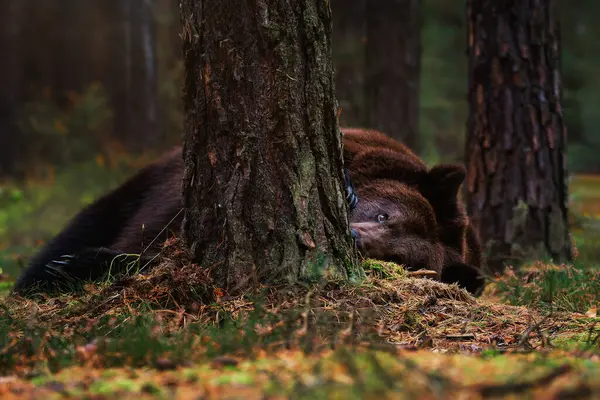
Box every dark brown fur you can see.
[342,127,428,186]
[13,148,184,291]
[351,180,445,275]
[343,127,484,292]
[13,127,484,295]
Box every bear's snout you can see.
[350,222,382,255]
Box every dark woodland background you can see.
[0,0,599,276]
[2,0,599,177]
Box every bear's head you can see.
[341,126,485,294]
[349,180,445,276]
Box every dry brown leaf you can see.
[585,307,597,318]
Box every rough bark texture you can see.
[466,0,572,271]
[365,0,421,151]
[180,1,357,293]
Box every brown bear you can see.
[349,179,445,274]
[349,173,484,293]
[13,147,186,293]
[12,127,484,295]
[342,127,484,292]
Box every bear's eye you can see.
[377,214,389,223]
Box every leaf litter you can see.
[1,238,599,398]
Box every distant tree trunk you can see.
[156,0,182,64]
[53,0,83,105]
[21,1,58,96]
[365,0,421,151]
[180,0,357,293]
[131,0,159,148]
[154,0,182,147]
[112,0,159,150]
[109,0,134,144]
[465,0,572,272]
[331,0,366,127]
[80,1,113,89]
[0,1,24,177]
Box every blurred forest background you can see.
[0,0,599,277]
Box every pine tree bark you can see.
[180,1,357,293]
[466,0,572,271]
[365,0,421,151]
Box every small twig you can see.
[141,208,184,256]
[85,293,121,315]
[445,334,476,341]
[407,270,440,280]
[517,312,552,348]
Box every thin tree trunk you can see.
[21,1,58,97]
[365,0,421,151]
[330,0,366,127]
[110,0,159,150]
[465,0,572,271]
[53,0,83,105]
[0,1,24,177]
[81,1,113,89]
[132,0,159,148]
[108,0,134,145]
[180,0,357,293]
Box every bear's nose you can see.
[351,229,359,242]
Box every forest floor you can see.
[0,174,599,399]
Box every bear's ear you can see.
[425,164,466,198]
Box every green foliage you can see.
[362,259,406,280]
[490,262,600,313]
[487,175,600,314]
[0,157,144,279]
[17,83,114,168]
[0,282,11,297]
[0,291,307,376]
[419,0,467,165]
[1,280,599,397]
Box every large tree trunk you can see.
[180,1,357,293]
[465,0,572,271]
[365,0,421,151]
